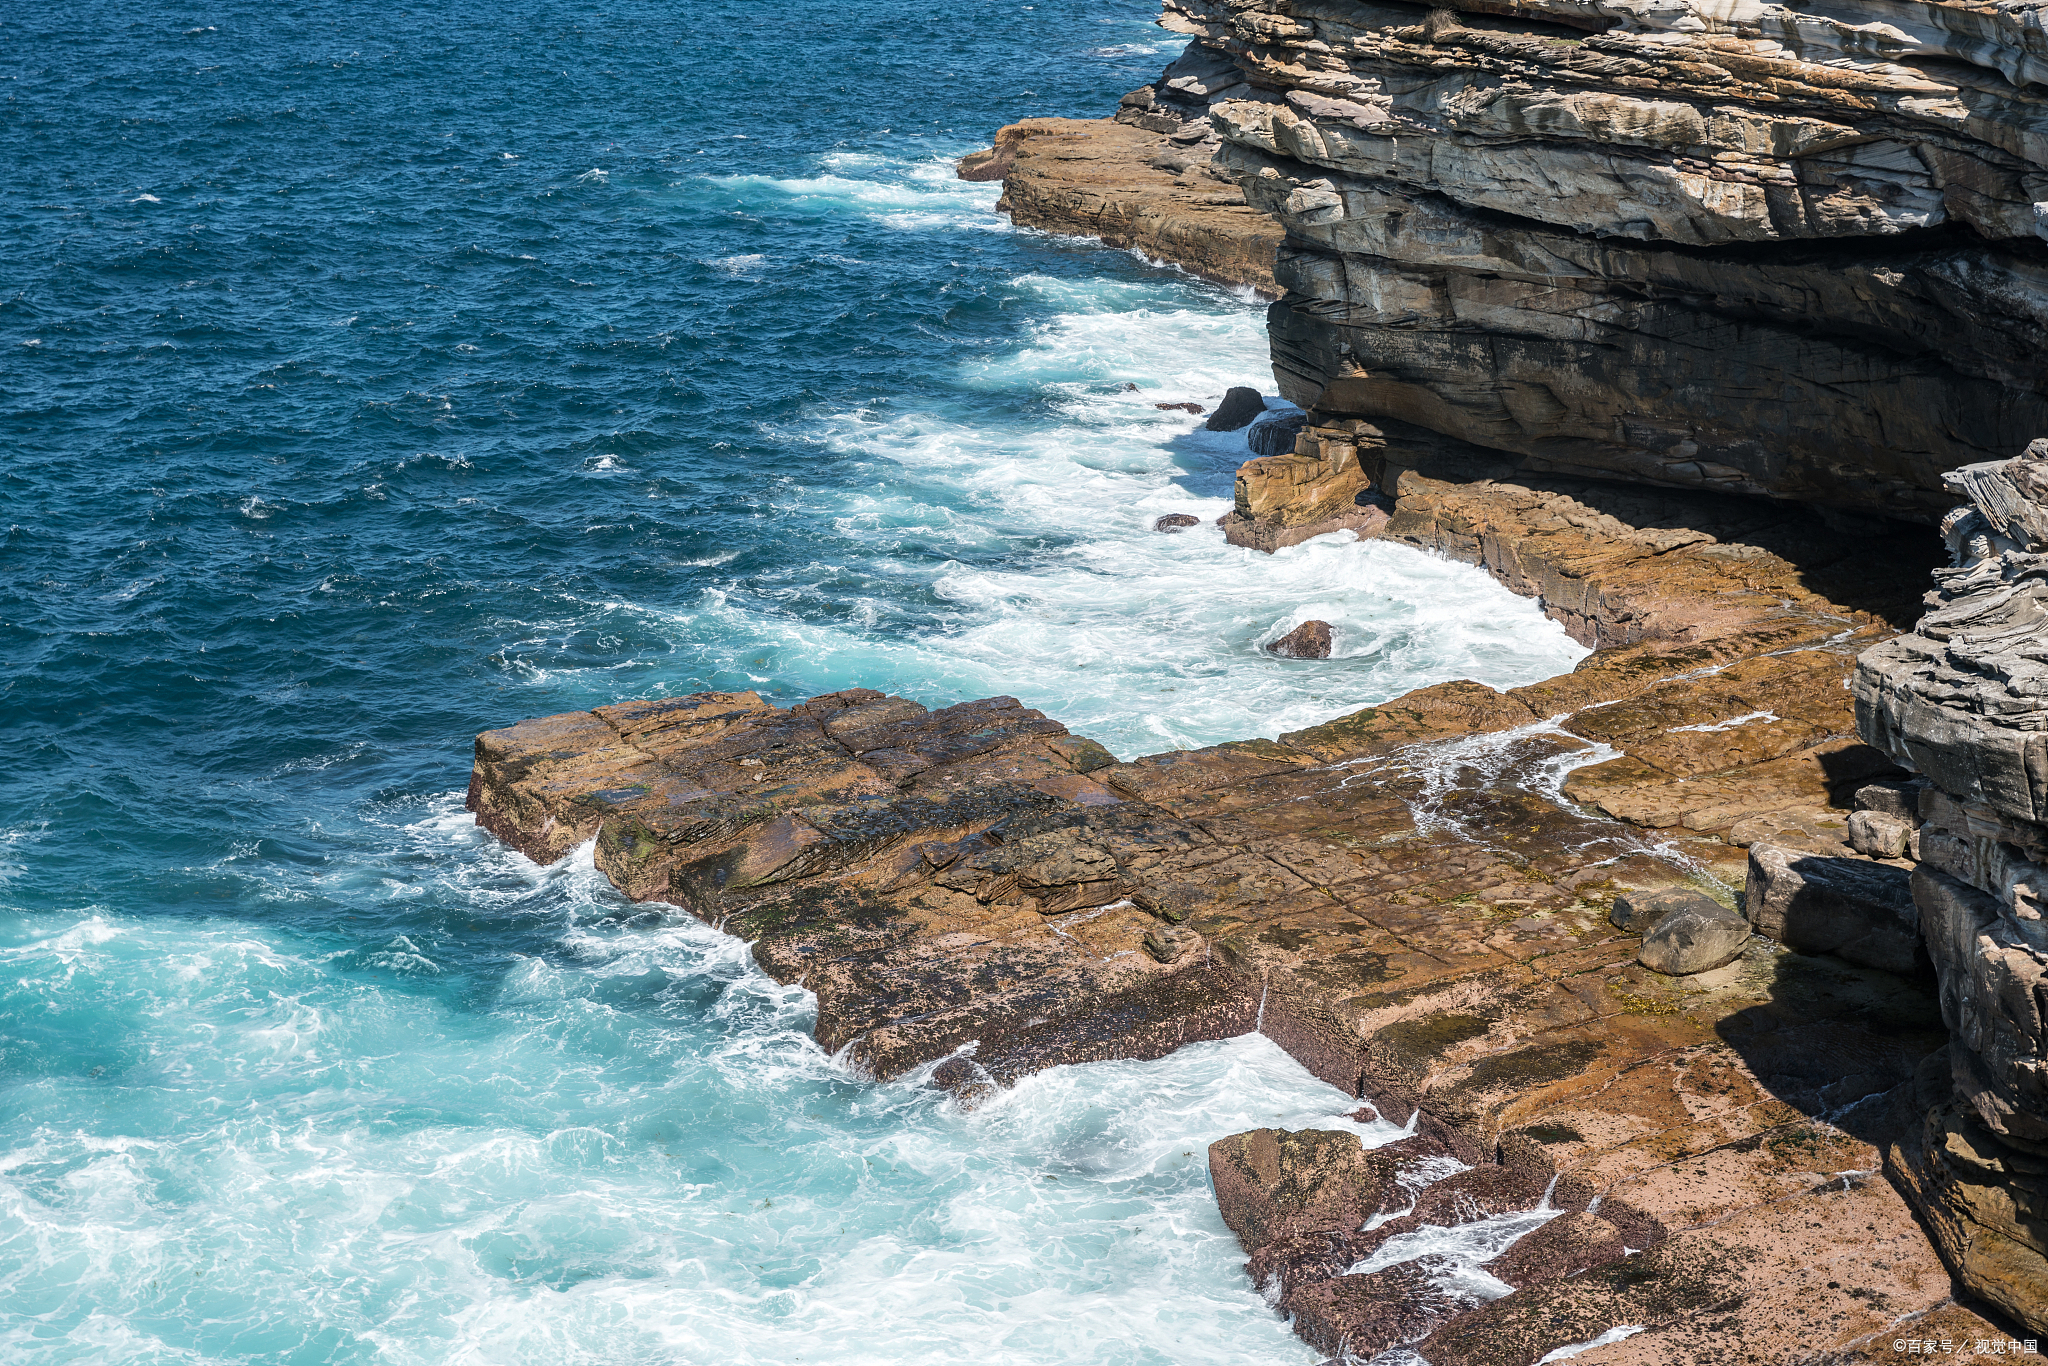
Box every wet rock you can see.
[1283,1261,1459,1362]
[1744,844,1921,975]
[1637,899,1751,976]
[1484,1212,1625,1290]
[1246,410,1305,458]
[1155,401,1204,414]
[1267,620,1331,660]
[1204,386,1266,432]
[1209,1128,1394,1256]
[1610,887,1721,935]
[472,447,1977,1363]
[1153,513,1200,533]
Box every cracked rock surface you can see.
[468,466,2014,1358]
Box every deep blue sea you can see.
[0,3,1586,1361]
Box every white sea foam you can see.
[563,260,1586,756]
[0,824,1395,1366]
[1536,1324,1649,1361]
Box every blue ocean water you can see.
[0,2,1587,1361]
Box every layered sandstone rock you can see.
[1855,445,2048,1332]
[1141,0,2048,520]
[968,117,1284,294]
[466,465,2017,1358]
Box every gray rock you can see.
[1247,411,1307,457]
[1848,809,1914,859]
[1268,620,1332,660]
[1205,386,1267,432]
[1911,866,2048,1149]
[1853,779,1924,822]
[1743,844,1923,976]
[1154,513,1201,533]
[1610,887,1723,935]
[1638,901,1752,976]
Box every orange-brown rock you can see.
[466,449,1977,1361]
[966,117,1281,295]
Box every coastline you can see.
[464,19,2048,1361]
[467,451,1984,1357]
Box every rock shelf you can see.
[468,465,2020,1358]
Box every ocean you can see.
[0,1,1587,1360]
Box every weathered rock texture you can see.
[1855,444,2048,1332]
[466,465,2016,1359]
[1115,1,2048,520]
[969,117,1284,294]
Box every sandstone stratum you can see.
[460,0,2048,1359]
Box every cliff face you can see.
[1856,447,2048,1330]
[1154,0,2048,520]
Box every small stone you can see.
[1269,620,1333,659]
[1847,809,1913,858]
[1638,900,1752,976]
[1154,513,1201,532]
[1156,401,1205,414]
[1205,385,1268,431]
[1610,886,1723,934]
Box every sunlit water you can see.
[1,0,1586,1360]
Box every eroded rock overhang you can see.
[1159,0,2048,520]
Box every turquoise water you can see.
[1,2,1585,1360]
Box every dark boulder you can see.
[1638,899,1752,976]
[1205,385,1267,431]
[1248,411,1306,457]
[1610,886,1724,934]
[1154,513,1200,532]
[1269,620,1333,659]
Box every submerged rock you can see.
[1153,513,1200,533]
[1267,620,1331,659]
[1204,385,1265,432]
[1155,401,1203,414]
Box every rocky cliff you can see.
[1137,0,2048,522]
[1855,447,2048,1331]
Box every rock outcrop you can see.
[1855,444,2048,1332]
[1163,0,2048,522]
[970,117,1283,294]
[466,465,2020,1358]
[1265,618,1333,658]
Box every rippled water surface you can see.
[1,1,1585,1360]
